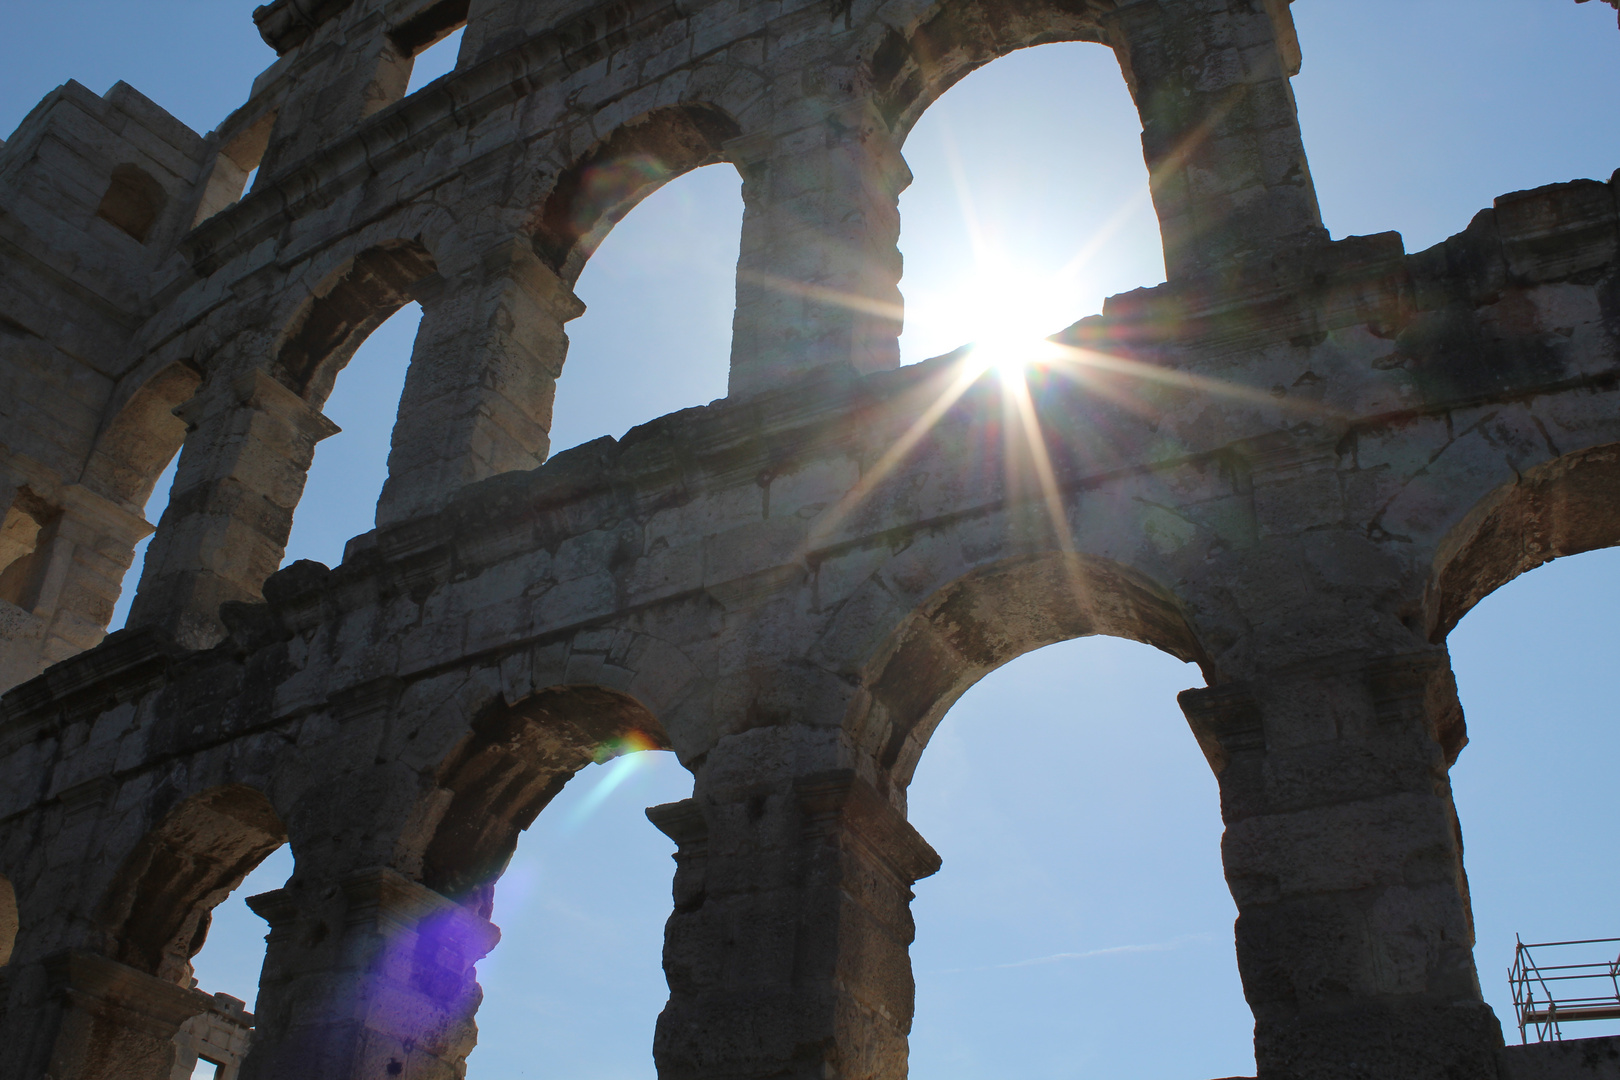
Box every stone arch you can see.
[99,783,287,985]
[1426,442,1620,642]
[0,872,15,966]
[272,239,439,403]
[866,0,1112,138]
[81,359,202,509]
[534,104,742,285]
[849,550,1211,791]
[419,685,672,914]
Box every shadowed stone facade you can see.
[1,1,1617,1077]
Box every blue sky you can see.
[4,3,1619,1077]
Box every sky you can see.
[4,2,1619,1078]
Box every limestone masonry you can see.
[1,0,1619,1077]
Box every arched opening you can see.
[100,783,288,985]
[280,301,422,567]
[98,785,290,1080]
[893,39,1162,364]
[548,162,742,454]
[856,551,1250,1076]
[265,241,437,568]
[530,105,742,456]
[108,245,434,624]
[185,845,295,1006]
[83,360,199,511]
[859,552,1209,786]
[1447,548,1620,1044]
[274,242,437,405]
[535,105,740,285]
[86,359,199,632]
[178,845,295,1080]
[0,872,16,966]
[416,687,690,1077]
[423,687,671,907]
[462,754,691,1078]
[107,455,178,631]
[1425,445,1620,644]
[1427,446,1620,1045]
[908,637,1254,1078]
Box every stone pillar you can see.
[376,239,584,525]
[650,768,940,1080]
[0,482,154,691]
[725,113,909,399]
[1105,0,1326,279]
[240,867,498,1080]
[1181,650,1503,1080]
[14,950,219,1080]
[127,370,339,651]
[256,11,415,180]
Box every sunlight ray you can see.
[804,354,991,552]
[998,364,1098,617]
[1054,183,1157,283]
[741,269,906,322]
[937,119,989,262]
[1046,343,1347,420]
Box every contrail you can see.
[927,933,1214,975]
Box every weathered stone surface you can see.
[1502,1036,1620,1080]
[2,0,1618,1078]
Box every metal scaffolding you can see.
[1509,936,1620,1043]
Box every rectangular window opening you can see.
[395,0,470,96]
[191,110,277,228]
[188,1056,224,1080]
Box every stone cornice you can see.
[0,627,185,745]
[254,0,363,55]
[794,769,941,885]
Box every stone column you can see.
[255,11,415,180]
[650,768,940,1080]
[1181,650,1503,1080]
[375,239,584,525]
[0,483,152,690]
[725,112,909,399]
[127,370,339,651]
[240,867,498,1080]
[16,950,219,1080]
[1105,0,1326,279]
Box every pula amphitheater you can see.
[1,0,1618,1077]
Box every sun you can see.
[956,271,1070,383]
[904,254,1076,384]
[970,327,1061,384]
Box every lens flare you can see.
[564,732,664,829]
[785,86,1339,598]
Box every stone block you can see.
[1501,1037,1620,1080]
[1496,179,1619,283]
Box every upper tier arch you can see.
[274,240,439,403]
[866,0,1112,137]
[534,104,742,286]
